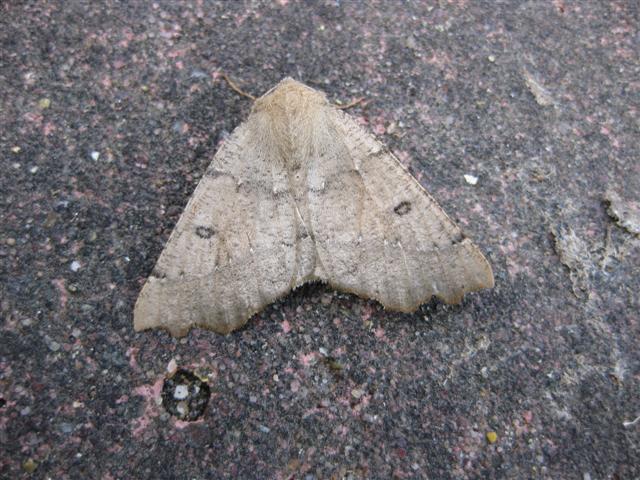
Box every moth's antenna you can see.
[220,72,256,101]
[336,96,365,110]
[222,73,365,109]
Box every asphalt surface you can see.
[1,1,639,478]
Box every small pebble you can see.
[166,358,178,374]
[173,385,189,400]
[70,260,81,272]
[486,431,498,444]
[38,98,51,109]
[363,413,378,423]
[90,151,100,161]
[59,422,74,434]
[22,458,38,473]
[172,120,187,133]
[175,401,188,417]
[48,341,61,352]
[488,54,496,62]
[386,121,398,134]
[5,237,16,246]
[11,146,21,153]
[29,166,39,174]
[464,174,478,185]
[190,69,208,79]
[258,425,271,433]
[351,388,364,400]
[405,35,418,50]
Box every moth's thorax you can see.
[254,78,327,112]
[252,78,328,168]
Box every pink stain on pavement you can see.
[281,319,292,333]
[131,377,164,438]
[361,304,374,323]
[175,418,204,429]
[298,352,317,368]
[51,278,68,310]
[126,346,141,371]
[43,122,56,136]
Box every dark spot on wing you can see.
[195,226,215,239]
[394,201,412,216]
[451,231,466,245]
[370,145,391,157]
[151,267,166,279]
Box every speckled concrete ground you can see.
[1,1,639,479]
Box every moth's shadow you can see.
[281,280,330,308]
[254,280,459,332]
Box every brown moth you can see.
[134,78,494,337]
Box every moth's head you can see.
[253,78,327,114]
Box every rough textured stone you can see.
[0,1,638,478]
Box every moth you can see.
[134,78,494,337]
